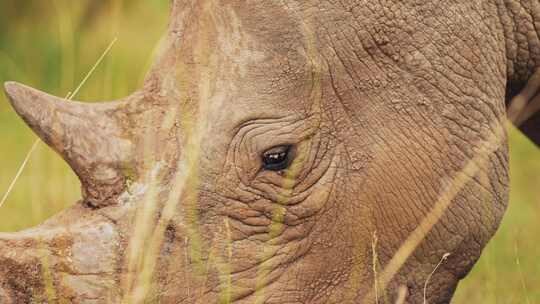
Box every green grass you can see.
[0,1,538,302]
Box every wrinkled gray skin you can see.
[1,1,540,303]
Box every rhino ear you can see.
[3,81,134,207]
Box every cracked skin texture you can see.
[1,0,540,303]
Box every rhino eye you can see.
[262,145,293,171]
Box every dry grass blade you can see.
[423,253,450,304]
[0,140,40,209]
[0,38,117,210]
[514,239,532,304]
[70,37,118,99]
[372,231,380,304]
[395,285,408,304]
[507,69,540,123]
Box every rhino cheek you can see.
[0,286,12,304]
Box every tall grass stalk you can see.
[423,253,450,304]
[514,239,531,304]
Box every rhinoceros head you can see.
[1,1,514,303]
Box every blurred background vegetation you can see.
[0,1,538,303]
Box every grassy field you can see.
[0,1,538,303]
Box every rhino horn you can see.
[3,81,135,207]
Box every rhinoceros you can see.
[2,0,540,303]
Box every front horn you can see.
[3,82,134,207]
